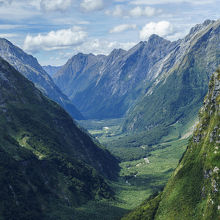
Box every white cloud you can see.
[110,24,137,33]
[106,5,159,18]
[130,6,156,17]
[0,24,25,29]
[23,26,87,52]
[0,0,12,5]
[0,1,41,20]
[114,0,128,2]
[40,0,72,11]
[80,0,104,12]
[140,21,173,40]
[0,33,18,38]
[105,5,124,16]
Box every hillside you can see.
[122,68,220,220]
[0,57,119,219]
[0,38,84,120]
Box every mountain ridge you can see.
[0,38,84,120]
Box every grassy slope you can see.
[123,69,220,220]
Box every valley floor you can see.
[75,118,193,219]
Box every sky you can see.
[0,0,219,66]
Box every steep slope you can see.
[54,36,175,119]
[0,57,119,219]
[123,19,220,132]
[0,38,84,120]
[43,65,62,76]
[123,68,220,220]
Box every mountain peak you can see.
[203,19,215,26]
[148,34,170,44]
[0,37,12,45]
[188,19,215,37]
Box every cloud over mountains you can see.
[24,26,87,52]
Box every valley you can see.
[76,118,191,219]
[0,8,219,218]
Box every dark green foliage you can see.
[107,126,171,149]
[0,57,119,219]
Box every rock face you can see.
[123,19,220,132]
[123,68,220,220]
[0,38,84,120]
[0,57,119,219]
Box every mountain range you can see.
[53,35,176,119]
[53,19,220,135]
[0,38,84,120]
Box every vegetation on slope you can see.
[0,57,119,219]
[123,68,220,220]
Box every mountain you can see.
[43,65,62,76]
[123,19,220,132]
[53,20,220,128]
[53,36,176,119]
[0,38,84,120]
[122,68,220,220]
[0,57,119,219]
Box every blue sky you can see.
[0,0,219,66]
